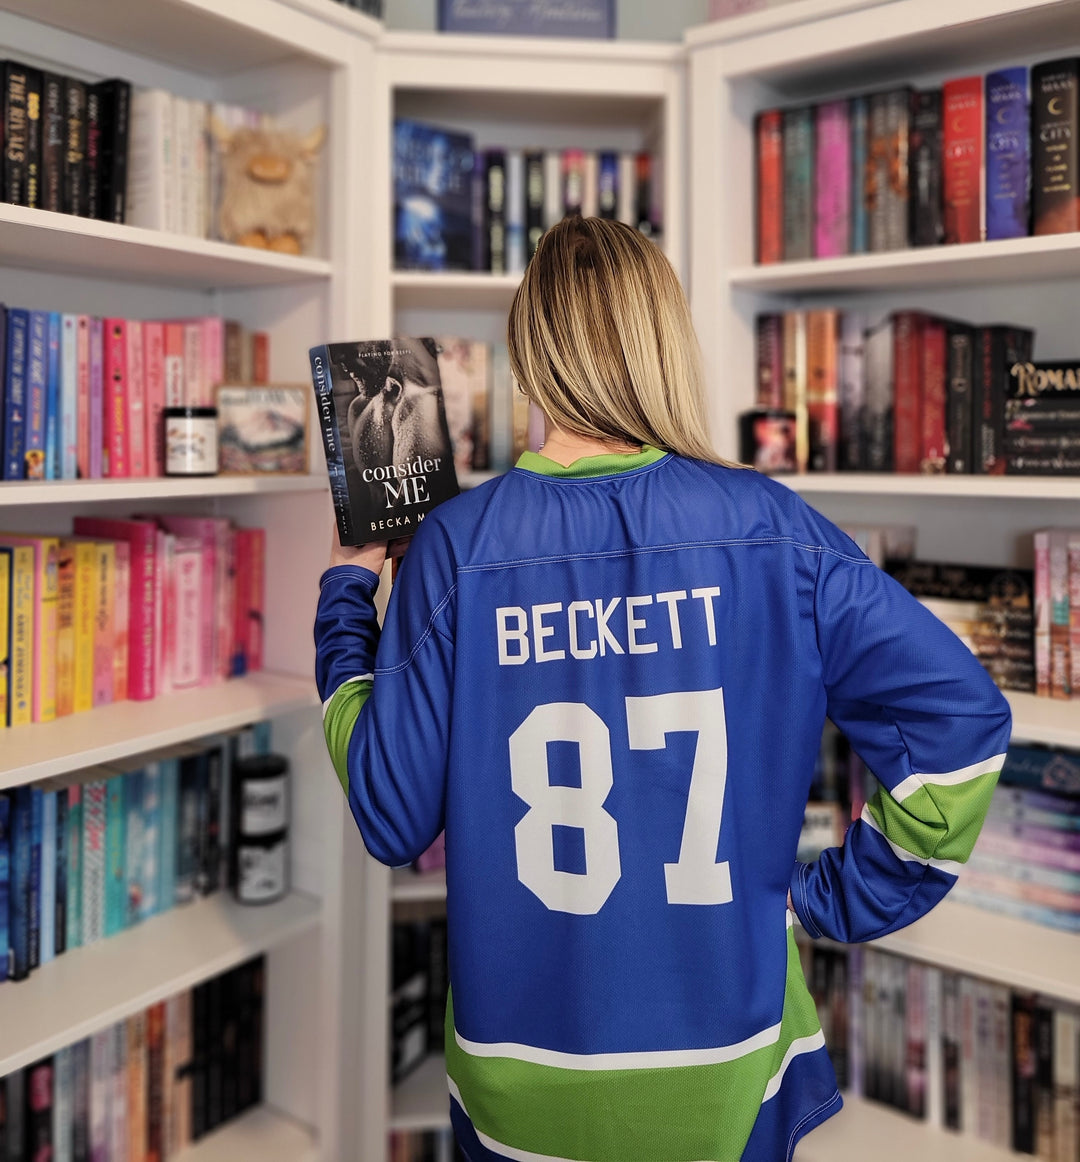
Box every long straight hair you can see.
[507,216,729,465]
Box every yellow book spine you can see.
[0,536,62,723]
[91,541,116,707]
[64,539,98,714]
[55,542,76,717]
[0,552,10,727]
[8,545,35,727]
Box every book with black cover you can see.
[310,337,460,548]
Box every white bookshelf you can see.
[0,475,330,506]
[391,868,447,904]
[688,1,1080,1157]
[390,1054,452,1133]
[176,1106,318,1162]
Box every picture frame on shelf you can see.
[215,384,309,475]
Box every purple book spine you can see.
[814,100,851,257]
[986,67,1030,240]
[89,317,104,479]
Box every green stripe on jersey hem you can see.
[515,445,666,479]
[322,678,373,795]
[445,927,822,1161]
[867,769,1000,863]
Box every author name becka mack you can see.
[496,586,722,667]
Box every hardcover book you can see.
[393,119,474,272]
[892,310,925,474]
[849,95,870,253]
[41,72,65,214]
[943,77,985,243]
[309,337,460,548]
[863,314,895,471]
[920,315,947,474]
[945,321,975,473]
[3,308,29,481]
[755,109,784,264]
[838,312,867,470]
[909,89,943,246]
[985,67,1031,240]
[814,101,851,258]
[782,106,814,261]
[806,309,840,471]
[867,88,912,252]
[62,76,88,216]
[974,325,1035,474]
[1032,59,1080,235]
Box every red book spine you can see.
[71,517,156,700]
[76,314,91,479]
[103,317,129,477]
[943,77,985,244]
[755,313,785,408]
[232,529,253,677]
[756,109,784,264]
[126,319,147,477]
[252,331,270,384]
[920,316,947,473]
[143,322,166,477]
[893,311,925,473]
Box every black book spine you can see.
[1005,431,1080,453]
[205,975,225,1132]
[24,1058,53,1161]
[524,151,545,258]
[1011,994,1036,1153]
[1032,58,1080,235]
[974,325,1035,474]
[909,89,943,246]
[84,84,103,220]
[40,73,64,213]
[101,78,130,223]
[22,66,42,209]
[427,915,448,1052]
[198,745,223,895]
[485,150,507,274]
[945,322,974,473]
[176,754,202,904]
[54,788,67,955]
[190,982,210,1140]
[62,77,87,215]
[3,62,34,205]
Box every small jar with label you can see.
[230,754,290,905]
[164,406,218,476]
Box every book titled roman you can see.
[814,101,851,258]
[943,76,984,244]
[1032,59,1080,235]
[755,109,784,264]
[867,88,912,252]
[782,106,813,261]
[985,67,1031,240]
[309,338,460,548]
[909,89,943,246]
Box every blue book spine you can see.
[25,310,48,480]
[598,151,618,220]
[29,785,42,968]
[123,769,144,927]
[10,785,32,979]
[850,95,870,254]
[66,786,83,951]
[0,305,6,478]
[253,721,272,754]
[45,310,62,479]
[40,789,57,964]
[60,314,78,480]
[986,68,1031,240]
[55,786,68,956]
[104,776,126,937]
[158,757,178,911]
[0,792,9,982]
[4,308,29,480]
[140,763,161,920]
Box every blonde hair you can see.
[508,216,726,465]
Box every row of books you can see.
[389,1130,464,1162]
[1,62,129,223]
[0,725,270,984]
[806,943,1080,1158]
[756,58,1080,263]
[1,308,271,481]
[393,118,662,273]
[0,957,265,1161]
[391,918,448,1086]
[0,517,265,728]
[746,310,1072,476]
[1034,529,1080,700]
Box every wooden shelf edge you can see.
[0,475,329,506]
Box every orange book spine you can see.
[756,109,784,264]
[103,317,129,478]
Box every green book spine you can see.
[65,785,82,950]
[104,775,126,936]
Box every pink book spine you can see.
[1070,532,1080,700]
[1034,530,1050,697]
[72,518,156,701]
[126,319,147,477]
[415,831,446,873]
[247,527,265,671]
[91,544,114,708]
[143,322,166,477]
[216,524,236,682]
[103,318,129,478]
[76,315,91,479]
[182,322,203,407]
[89,318,105,479]
[113,540,130,702]
[814,100,851,259]
[171,539,203,690]
[163,322,185,408]
[202,317,224,402]
[154,530,170,698]
[231,529,252,676]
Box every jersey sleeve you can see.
[314,524,456,867]
[789,546,1013,944]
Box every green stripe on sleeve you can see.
[322,678,373,795]
[446,928,822,1162]
[867,769,1000,864]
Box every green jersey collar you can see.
[515,445,667,479]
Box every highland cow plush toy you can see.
[211,120,326,255]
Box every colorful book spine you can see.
[1069,531,1080,699]
[0,536,59,723]
[1032,58,1080,235]
[75,315,91,480]
[141,762,161,920]
[943,76,985,244]
[0,792,9,983]
[103,318,129,478]
[176,753,201,905]
[920,316,947,474]
[81,779,107,945]
[144,321,166,477]
[127,1011,148,1159]
[782,106,814,261]
[159,757,179,911]
[1048,530,1072,699]
[55,541,76,718]
[45,311,62,479]
[62,314,79,480]
[126,318,148,477]
[164,322,185,407]
[54,783,67,957]
[850,95,870,254]
[945,322,975,474]
[909,89,944,246]
[985,67,1031,240]
[0,550,8,728]
[29,786,42,969]
[87,539,117,707]
[814,101,851,258]
[755,109,783,264]
[1034,530,1051,697]
[4,308,29,480]
[7,542,34,727]
[868,89,912,252]
[113,540,131,703]
[89,317,105,479]
[124,768,145,928]
[25,309,48,480]
[806,309,840,471]
[66,784,83,951]
[9,785,32,979]
[40,788,57,964]
[104,775,126,937]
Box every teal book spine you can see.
[123,769,145,927]
[104,775,126,937]
[141,762,161,920]
[29,785,42,968]
[66,784,83,951]
[158,757,179,911]
[81,780,106,945]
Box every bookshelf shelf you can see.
[0,672,318,789]
[0,204,333,289]
[728,233,1080,295]
[776,474,1080,501]
[391,271,523,312]
[1005,690,1080,749]
[0,475,330,507]
[796,1094,1025,1162]
[0,891,321,1077]
[177,1106,318,1162]
[391,868,447,904]
[390,1053,452,1133]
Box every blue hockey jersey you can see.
[315,447,1012,1162]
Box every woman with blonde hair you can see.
[316,216,1010,1161]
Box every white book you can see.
[617,152,636,226]
[582,149,599,218]
[61,314,79,479]
[127,88,176,233]
[89,1030,111,1162]
[53,1044,75,1162]
[924,966,944,1129]
[543,150,562,229]
[189,99,210,239]
[173,97,193,237]
[505,149,526,275]
[1053,1007,1079,1162]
